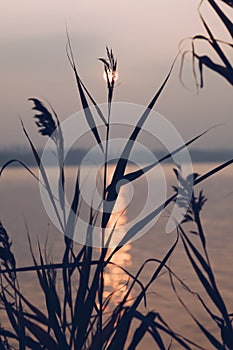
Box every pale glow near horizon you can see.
[0,0,232,149]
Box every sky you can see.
[0,0,232,151]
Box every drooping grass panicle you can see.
[29,98,57,141]
[0,223,16,280]
[29,97,66,225]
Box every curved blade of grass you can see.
[221,0,233,6]
[128,312,166,350]
[72,243,94,340]
[0,159,65,211]
[180,232,229,322]
[17,298,26,350]
[66,27,107,126]
[27,236,69,349]
[109,158,233,258]
[108,261,146,296]
[194,158,233,185]
[198,55,233,86]
[109,196,176,259]
[192,35,233,47]
[206,0,233,38]
[47,270,62,319]
[37,247,69,350]
[199,10,232,69]
[151,320,204,349]
[170,271,224,349]
[0,329,18,341]
[0,259,101,275]
[0,159,40,182]
[79,78,107,125]
[22,317,60,350]
[106,308,132,350]
[89,311,119,350]
[66,166,80,241]
[0,306,46,350]
[66,31,105,152]
[31,97,66,221]
[0,290,19,340]
[20,120,64,232]
[145,234,179,290]
[75,249,107,349]
[121,125,219,184]
[179,223,232,332]
[132,311,196,350]
[180,228,212,276]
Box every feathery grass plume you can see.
[172,167,199,223]
[28,98,57,140]
[28,98,64,155]
[0,223,16,280]
[99,47,118,107]
[28,97,67,228]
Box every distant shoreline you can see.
[0,148,232,168]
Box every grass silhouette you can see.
[0,1,233,348]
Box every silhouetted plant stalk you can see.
[98,48,118,347]
[0,29,233,349]
[180,0,233,89]
[171,169,233,349]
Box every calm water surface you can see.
[0,163,232,349]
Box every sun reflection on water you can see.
[103,168,133,306]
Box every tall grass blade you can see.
[206,0,233,38]
[122,126,217,184]
[128,312,166,350]
[66,31,104,152]
[180,232,229,321]
[221,0,233,6]
[22,317,60,350]
[194,158,233,185]
[170,271,223,349]
[108,236,178,349]
[199,5,232,68]
[102,57,177,228]
[66,167,80,240]
[20,120,64,232]
[89,311,119,350]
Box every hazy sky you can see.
[0,0,232,150]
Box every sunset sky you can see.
[0,0,232,150]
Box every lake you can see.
[0,162,232,349]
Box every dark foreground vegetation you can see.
[0,1,232,348]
